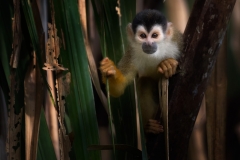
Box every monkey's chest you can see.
[135,59,161,79]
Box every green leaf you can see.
[51,0,101,159]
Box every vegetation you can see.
[0,0,238,160]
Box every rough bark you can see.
[166,0,235,159]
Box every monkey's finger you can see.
[159,62,168,71]
[169,60,178,75]
[100,57,110,64]
[158,67,164,74]
[102,67,116,77]
[100,58,116,71]
[163,61,173,78]
[101,66,111,74]
[100,58,114,68]
[158,62,167,73]
[147,119,160,125]
[146,120,163,131]
[100,58,108,66]
[145,127,164,134]
[100,59,115,71]
[159,64,169,78]
[106,69,116,77]
[100,62,115,72]
[146,122,162,128]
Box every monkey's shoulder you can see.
[172,29,183,50]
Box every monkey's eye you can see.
[152,33,158,38]
[140,33,146,39]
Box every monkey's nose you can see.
[142,42,157,54]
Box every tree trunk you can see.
[168,1,235,159]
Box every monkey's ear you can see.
[126,23,134,40]
[166,22,173,39]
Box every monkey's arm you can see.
[158,28,182,78]
[100,55,137,97]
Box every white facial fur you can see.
[130,24,180,78]
[134,25,165,44]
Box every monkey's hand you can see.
[145,119,164,134]
[100,57,127,97]
[100,57,117,80]
[158,58,178,78]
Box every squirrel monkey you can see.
[100,9,182,134]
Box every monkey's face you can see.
[135,25,165,54]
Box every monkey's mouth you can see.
[142,43,157,54]
[142,47,157,54]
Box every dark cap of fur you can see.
[132,9,167,34]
